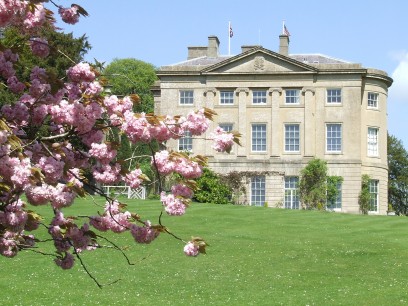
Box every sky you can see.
[53,0,408,147]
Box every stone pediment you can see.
[202,48,317,74]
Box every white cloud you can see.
[389,52,408,104]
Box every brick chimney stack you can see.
[279,34,289,56]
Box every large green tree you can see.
[388,133,408,215]
[103,58,157,113]
[0,26,91,105]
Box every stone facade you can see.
[154,35,393,214]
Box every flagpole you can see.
[282,20,285,35]
[228,21,231,56]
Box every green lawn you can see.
[2,198,408,305]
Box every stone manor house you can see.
[153,34,393,214]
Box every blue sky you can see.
[54,0,408,147]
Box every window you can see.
[368,92,378,108]
[179,90,194,105]
[220,91,234,105]
[327,182,342,210]
[285,177,299,209]
[369,180,379,212]
[178,130,192,151]
[219,123,233,132]
[252,124,266,152]
[251,176,265,206]
[285,124,300,152]
[326,124,342,153]
[285,89,300,104]
[367,127,379,156]
[327,89,342,104]
[252,90,267,104]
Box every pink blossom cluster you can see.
[153,150,203,179]
[183,241,199,257]
[130,221,159,244]
[89,143,117,164]
[58,5,80,25]
[180,109,210,136]
[160,192,187,216]
[89,200,131,233]
[209,126,235,153]
[30,37,50,58]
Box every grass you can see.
[2,198,408,305]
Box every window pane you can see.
[369,180,378,212]
[367,128,378,156]
[251,176,265,206]
[326,124,342,152]
[368,92,378,108]
[285,177,299,209]
[252,124,266,152]
[285,89,300,104]
[253,90,267,104]
[219,124,233,132]
[178,130,192,151]
[327,89,342,103]
[179,90,194,105]
[285,124,300,152]
[220,91,234,104]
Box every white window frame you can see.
[285,89,300,104]
[219,123,233,132]
[251,176,266,206]
[368,92,379,109]
[367,127,379,157]
[284,124,300,152]
[252,90,267,104]
[220,90,234,105]
[327,181,342,211]
[369,180,379,213]
[178,130,192,152]
[326,123,342,153]
[326,88,342,104]
[251,124,267,152]
[285,177,299,209]
[179,90,194,105]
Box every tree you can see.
[299,158,328,210]
[388,134,408,215]
[0,2,238,287]
[193,168,232,204]
[104,58,157,113]
[359,174,371,214]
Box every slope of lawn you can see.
[2,198,408,305]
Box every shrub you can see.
[193,168,232,204]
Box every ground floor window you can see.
[369,180,379,212]
[285,177,299,209]
[251,176,265,206]
[327,182,342,210]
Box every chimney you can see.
[279,35,289,56]
[207,35,220,58]
[187,46,207,60]
[241,45,260,53]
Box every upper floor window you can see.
[179,90,194,105]
[367,127,379,156]
[251,124,266,152]
[220,91,234,105]
[285,124,300,152]
[251,176,266,206]
[219,123,233,132]
[285,89,300,104]
[326,124,342,153]
[368,92,379,108]
[178,130,192,152]
[327,89,342,104]
[369,180,379,212]
[252,90,267,104]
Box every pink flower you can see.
[160,192,187,216]
[209,126,235,153]
[92,163,121,184]
[23,3,46,29]
[123,168,144,189]
[171,184,194,198]
[67,62,95,83]
[130,221,159,244]
[54,252,75,269]
[7,76,25,93]
[183,242,199,257]
[30,37,49,58]
[58,5,80,25]
[180,109,210,136]
[89,143,117,164]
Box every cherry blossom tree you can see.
[0,1,240,287]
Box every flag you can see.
[283,24,290,36]
[229,25,233,38]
